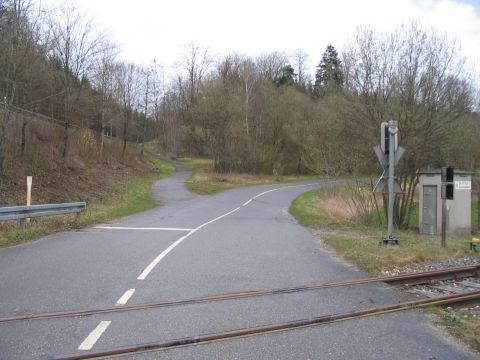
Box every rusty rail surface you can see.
[1,264,478,325]
[53,290,480,360]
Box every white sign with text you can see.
[455,180,471,190]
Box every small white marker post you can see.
[26,176,32,226]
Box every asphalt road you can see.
[0,165,476,359]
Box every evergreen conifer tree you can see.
[313,44,344,97]
[276,64,296,87]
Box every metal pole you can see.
[386,120,398,244]
[19,218,25,231]
[387,135,395,239]
[441,198,447,248]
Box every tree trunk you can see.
[62,93,70,163]
[0,110,11,176]
[100,123,105,159]
[122,119,127,158]
[245,83,249,136]
[100,104,105,159]
[21,116,27,157]
[141,116,146,156]
[62,120,69,162]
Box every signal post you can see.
[373,120,404,245]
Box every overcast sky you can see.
[38,0,480,81]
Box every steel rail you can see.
[52,290,480,360]
[0,264,478,325]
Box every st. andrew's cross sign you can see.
[373,144,404,194]
[374,120,405,245]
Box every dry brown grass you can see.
[320,196,357,219]
[179,157,317,195]
[290,188,477,275]
[206,171,303,183]
[318,188,381,221]
[0,113,152,207]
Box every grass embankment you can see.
[290,188,478,274]
[0,154,175,247]
[290,187,479,352]
[177,157,319,195]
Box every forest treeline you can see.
[1,0,479,224]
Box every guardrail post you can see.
[19,218,26,231]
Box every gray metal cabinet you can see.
[418,169,472,235]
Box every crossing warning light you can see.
[441,166,454,200]
[380,122,398,155]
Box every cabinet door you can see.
[422,185,437,235]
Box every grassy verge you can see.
[432,307,480,352]
[0,154,175,247]
[289,187,479,353]
[290,188,477,274]
[177,157,320,195]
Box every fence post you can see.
[26,176,32,225]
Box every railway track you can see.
[1,265,478,359]
[53,291,480,360]
[0,264,478,325]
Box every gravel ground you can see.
[445,305,480,317]
[382,257,480,321]
[381,257,480,276]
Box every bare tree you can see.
[292,49,310,90]
[256,51,288,83]
[176,42,212,153]
[91,44,117,158]
[139,65,150,156]
[181,42,211,106]
[0,0,40,174]
[241,58,256,136]
[342,23,475,227]
[149,59,163,138]
[47,3,106,162]
[114,62,141,157]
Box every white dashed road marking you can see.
[116,289,135,305]
[242,199,252,206]
[77,182,323,351]
[78,321,111,351]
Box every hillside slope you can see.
[0,110,157,208]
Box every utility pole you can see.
[441,194,447,248]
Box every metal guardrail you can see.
[0,202,86,230]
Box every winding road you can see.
[0,165,475,359]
